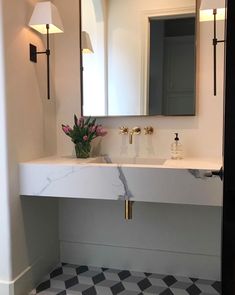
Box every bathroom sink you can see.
[19,155,222,206]
[90,156,166,166]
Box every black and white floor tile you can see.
[30,263,221,295]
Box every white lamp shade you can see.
[200,0,225,21]
[29,1,64,34]
[82,31,94,53]
[200,0,225,10]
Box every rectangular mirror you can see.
[81,0,196,117]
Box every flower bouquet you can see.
[62,115,107,158]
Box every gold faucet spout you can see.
[129,130,133,144]
[129,127,141,144]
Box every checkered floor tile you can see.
[30,263,221,295]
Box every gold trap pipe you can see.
[125,200,133,220]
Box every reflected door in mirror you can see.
[149,17,196,116]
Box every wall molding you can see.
[0,253,59,295]
[0,264,33,295]
[60,240,221,281]
[0,282,13,295]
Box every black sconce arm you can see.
[29,24,51,100]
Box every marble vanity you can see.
[19,156,222,206]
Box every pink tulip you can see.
[78,117,84,127]
[96,126,107,137]
[62,125,72,134]
[89,125,96,133]
[83,135,88,141]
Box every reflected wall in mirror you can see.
[81,0,196,117]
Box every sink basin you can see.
[90,156,166,166]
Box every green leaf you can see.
[74,114,78,126]
[91,118,96,126]
[84,116,91,125]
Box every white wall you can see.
[0,0,12,288]
[56,0,224,281]
[0,0,60,294]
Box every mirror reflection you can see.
[81,0,196,117]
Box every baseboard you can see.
[0,254,59,295]
[0,281,14,295]
[60,241,221,281]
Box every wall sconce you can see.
[28,1,64,99]
[200,0,225,96]
[82,31,94,54]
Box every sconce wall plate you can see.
[29,44,37,63]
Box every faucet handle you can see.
[119,126,129,135]
[144,126,154,135]
[131,126,141,135]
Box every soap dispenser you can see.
[171,133,183,159]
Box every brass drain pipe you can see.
[125,200,133,220]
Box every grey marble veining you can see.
[104,155,134,200]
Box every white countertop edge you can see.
[19,155,223,170]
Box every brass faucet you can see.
[129,127,141,144]
[144,126,154,135]
[119,126,129,135]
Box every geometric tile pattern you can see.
[30,263,221,295]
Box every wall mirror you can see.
[81,0,196,117]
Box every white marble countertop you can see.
[19,155,223,206]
